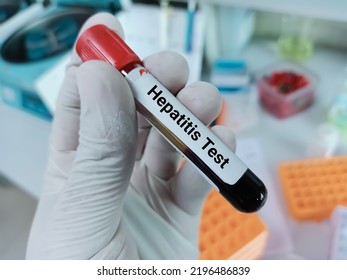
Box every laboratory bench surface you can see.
[1,38,347,259]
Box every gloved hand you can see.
[26,13,236,260]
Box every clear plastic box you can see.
[256,62,318,119]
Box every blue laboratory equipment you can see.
[0,0,126,120]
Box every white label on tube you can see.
[126,66,247,185]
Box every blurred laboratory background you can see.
[1,0,347,260]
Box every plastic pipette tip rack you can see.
[279,156,347,221]
[199,190,268,260]
[329,206,347,259]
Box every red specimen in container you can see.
[265,71,310,94]
[257,68,315,119]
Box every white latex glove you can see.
[26,13,236,260]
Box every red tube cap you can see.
[76,24,142,71]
